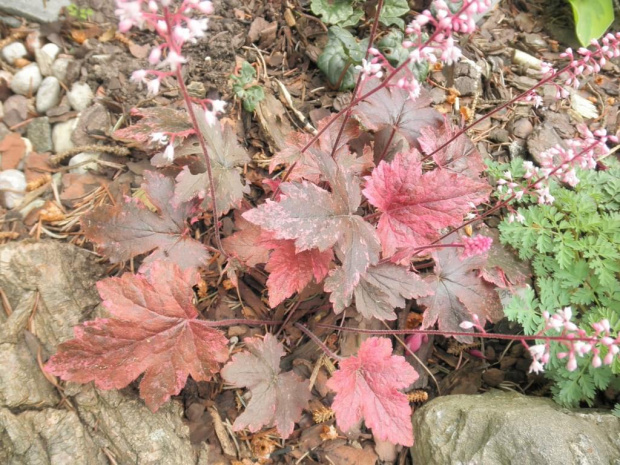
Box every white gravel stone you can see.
[0,169,26,208]
[51,57,72,83]
[35,76,61,114]
[2,42,27,65]
[10,63,42,96]
[67,82,94,112]
[41,43,60,61]
[52,118,77,154]
[35,43,60,76]
[68,152,100,174]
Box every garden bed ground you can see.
[0,0,619,464]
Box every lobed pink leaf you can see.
[327,337,418,446]
[418,120,486,179]
[45,261,229,411]
[262,238,333,307]
[269,116,364,182]
[478,228,532,288]
[363,151,491,257]
[352,79,442,151]
[326,263,433,320]
[221,211,270,267]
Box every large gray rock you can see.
[0,241,208,464]
[0,408,105,464]
[0,0,71,23]
[411,391,620,465]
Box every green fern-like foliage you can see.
[492,157,620,406]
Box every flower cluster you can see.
[359,0,494,102]
[117,0,226,162]
[356,57,384,80]
[460,234,493,260]
[559,33,620,89]
[404,0,493,63]
[536,126,618,188]
[527,307,620,374]
[495,123,617,212]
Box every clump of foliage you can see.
[314,0,423,89]
[66,3,94,21]
[231,60,265,112]
[42,0,620,452]
[490,157,620,406]
[311,0,409,28]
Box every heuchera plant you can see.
[45,0,620,449]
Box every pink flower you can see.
[460,235,492,260]
[131,69,148,84]
[405,334,428,353]
[148,47,162,65]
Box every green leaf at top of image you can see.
[379,0,410,29]
[310,0,364,27]
[318,26,368,90]
[567,0,614,46]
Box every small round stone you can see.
[2,42,27,65]
[35,76,61,114]
[10,63,42,96]
[67,82,94,112]
[68,152,100,174]
[0,169,26,208]
[52,118,77,154]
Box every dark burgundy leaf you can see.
[113,107,194,149]
[418,239,503,342]
[81,171,209,271]
[220,334,311,439]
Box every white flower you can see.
[146,78,161,96]
[151,132,168,145]
[163,143,175,162]
[529,360,545,374]
[174,26,191,44]
[197,1,214,14]
[131,69,147,84]
[188,18,209,39]
[211,99,227,114]
[163,50,187,71]
[355,59,383,79]
[205,109,217,126]
[529,344,546,359]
